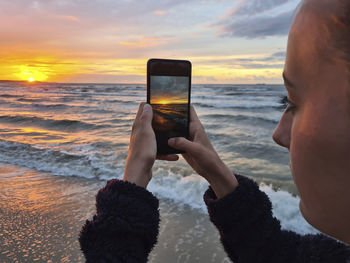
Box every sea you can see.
[0,81,318,262]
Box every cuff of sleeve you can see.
[203,174,272,232]
[95,179,159,218]
[79,180,160,260]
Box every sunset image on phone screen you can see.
[150,76,189,138]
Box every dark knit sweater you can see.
[79,174,350,262]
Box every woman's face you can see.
[272,1,350,243]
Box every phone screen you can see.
[147,59,191,155]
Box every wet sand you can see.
[0,163,229,262]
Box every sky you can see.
[0,0,301,84]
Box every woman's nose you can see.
[272,112,292,150]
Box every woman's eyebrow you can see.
[282,72,295,88]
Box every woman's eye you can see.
[279,95,295,112]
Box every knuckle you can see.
[140,115,148,123]
[175,137,184,146]
[139,127,153,137]
[192,144,202,155]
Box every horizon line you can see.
[0,80,284,86]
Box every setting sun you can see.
[28,77,35,82]
[160,100,168,105]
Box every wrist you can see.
[123,165,152,188]
[123,171,152,188]
[206,164,238,199]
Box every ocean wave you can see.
[0,100,84,111]
[95,86,126,93]
[0,115,112,131]
[17,98,45,103]
[93,93,141,98]
[214,86,270,92]
[259,184,318,234]
[104,99,139,104]
[88,85,144,94]
[31,103,69,109]
[0,140,121,179]
[193,102,280,109]
[192,95,277,102]
[202,113,280,124]
[0,94,23,98]
[146,167,318,235]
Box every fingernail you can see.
[168,138,175,145]
[143,104,151,113]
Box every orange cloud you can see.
[119,36,174,48]
[153,10,166,15]
[57,15,80,22]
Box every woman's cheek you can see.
[289,100,350,228]
[289,104,329,216]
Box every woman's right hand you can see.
[168,106,238,199]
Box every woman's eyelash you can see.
[279,95,291,110]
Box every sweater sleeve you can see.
[79,179,160,263]
[204,174,350,263]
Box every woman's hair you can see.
[330,0,350,113]
[298,0,350,66]
[331,0,350,67]
[296,0,350,112]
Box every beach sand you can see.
[0,162,229,262]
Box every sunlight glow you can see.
[160,100,168,105]
[0,54,283,84]
[18,65,49,82]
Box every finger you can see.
[189,105,204,131]
[132,102,147,132]
[168,137,201,155]
[181,152,191,162]
[156,154,179,161]
[136,102,147,120]
[140,104,153,126]
[189,105,199,123]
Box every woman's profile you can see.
[79,0,350,262]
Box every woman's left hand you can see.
[123,102,179,188]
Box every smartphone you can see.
[147,58,191,155]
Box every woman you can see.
[79,0,350,262]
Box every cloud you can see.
[216,0,300,38]
[230,0,295,16]
[239,63,285,69]
[235,51,286,62]
[0,0,197,19]
[194,51,286,66]
[57,15,80,22]
[119,36,175,48]
[223,10,294,38]
[153,10,166,15]
[269,51,286,58]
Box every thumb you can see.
[168,137,201,155]
[141,104,153,125]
